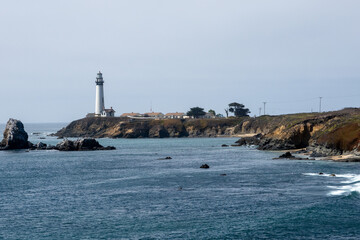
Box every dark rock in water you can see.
[220,173,227,176]
[319,172,324,175]
[56,138,115,151]
[0,119,29,150]
[258,138,296,151]
[56,139,76,151]
[102,146,116,150]
[235,134,262,146]
[200,164,210,169]
[330,173,336,177]
[27,141,35,150]
[74,138,103,150]
[273,151,310,160]
[36,142,47,150]
[295,149,307,154]
[46,145,57,150]
[221,144,229,147]
[279,152,294,158]
[158,156,172,160]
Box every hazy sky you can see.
[1,0,359,123]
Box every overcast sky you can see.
[1,0,359,123]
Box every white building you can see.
[101,107,115,117]
[164,112,186,119]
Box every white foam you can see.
[328,190,347,196]
[328,182,360,196]
[303,172,360,196]
[303,173,322,176]
[302,172,336,177]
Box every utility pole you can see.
[259,107,262,116]
[319,97,322,113]
[263,102,267,115]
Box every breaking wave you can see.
[303,173,360,196]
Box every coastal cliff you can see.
[55,108,360,156]
[235,108,360,158]
[54,118,241,138]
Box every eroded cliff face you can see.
[234,108,360,155]
[308,120,360,156]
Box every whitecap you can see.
[303,173,360,196]
[303,173,321,176]
[327,182,360,196]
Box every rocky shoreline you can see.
[53,108,360,161]
[54,109,359,158]
[0,119,115,151]
[3,107,359,161]
[231,110,360,162]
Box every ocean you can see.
[0,123,360,239]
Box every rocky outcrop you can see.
[0,118,115,152]
[256,122,314,150]
[200,164,210,169]
[233,108,360,159]
[272,152,313,160]
[0,119,29,150]
[56,138,115,151]
[309,121,360,156]
[56,139,76,151]
[35,142,48,150]
[234,133,262,146]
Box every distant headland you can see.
[54,108,360,161]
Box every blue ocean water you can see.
[1,123,360,239]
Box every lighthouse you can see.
[87,71,116,118]
[95,71,105,116]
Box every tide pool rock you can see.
[0,118,29,149]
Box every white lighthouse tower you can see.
[95,71,105,116]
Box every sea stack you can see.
[0,118,29,150]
